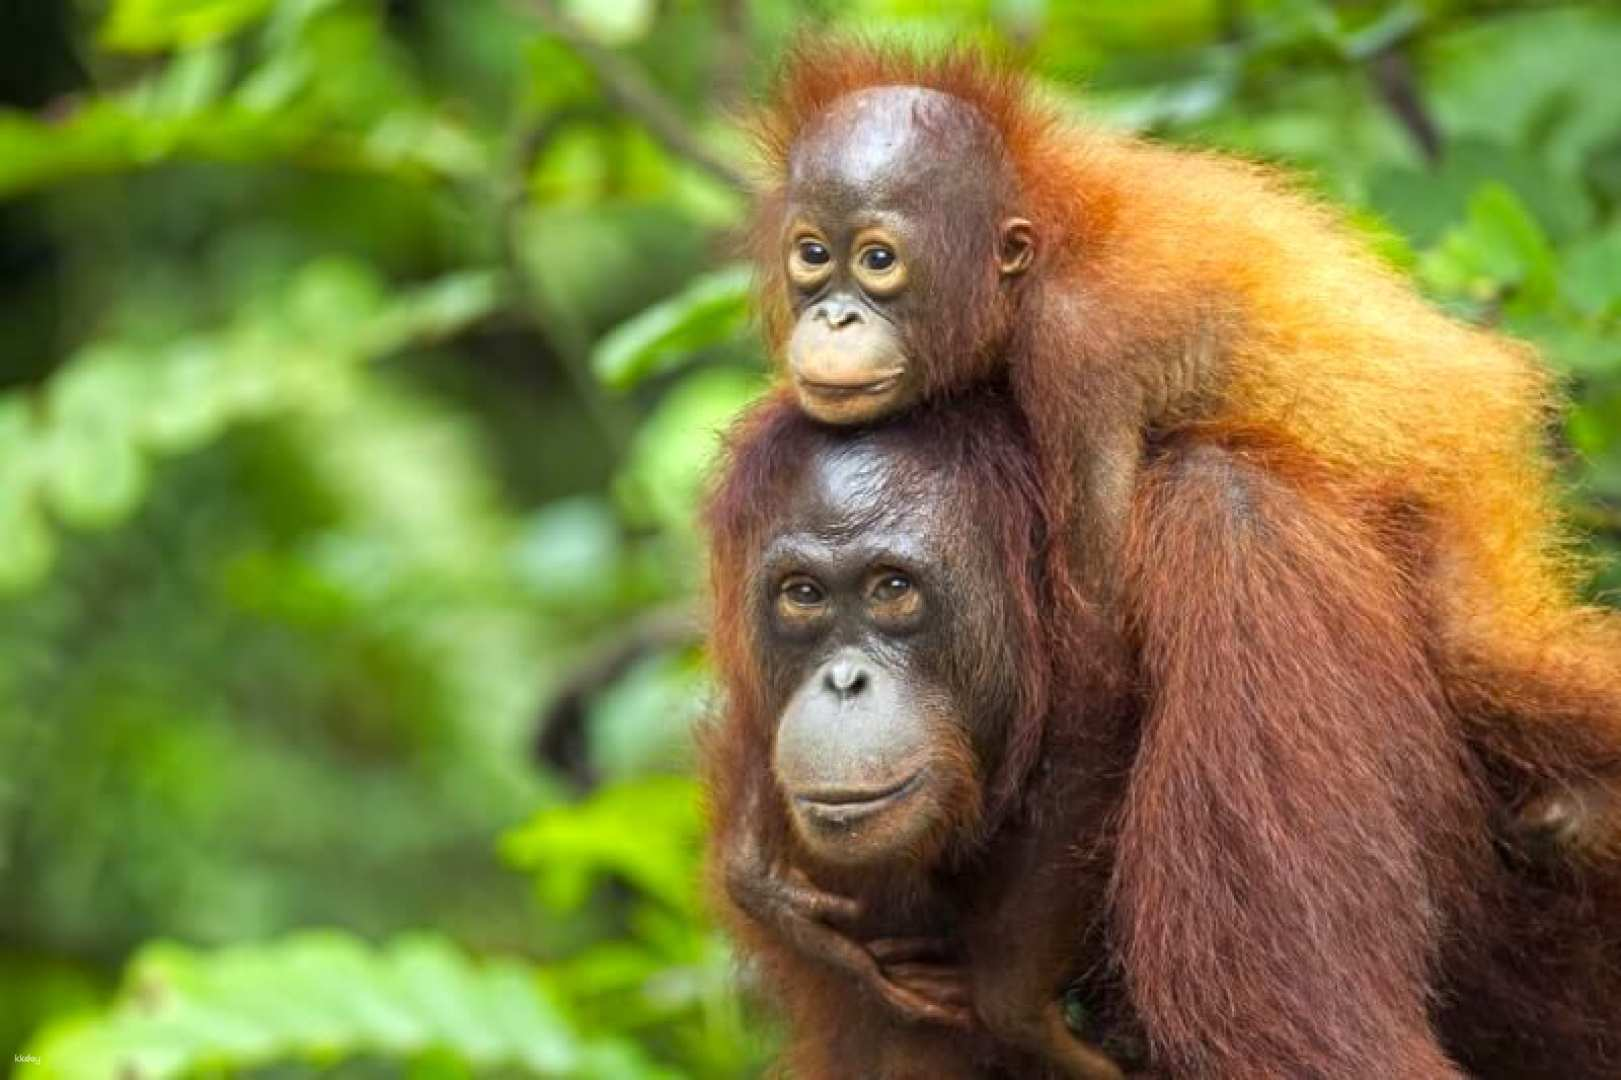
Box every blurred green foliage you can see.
[1,0,1617,1076]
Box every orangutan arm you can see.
[713,766,977,1030]
[1114,441,1477,1079]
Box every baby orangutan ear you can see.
[998,217,1036,276]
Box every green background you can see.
[1,0,1618,1076]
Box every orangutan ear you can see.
[998,217,1036,277]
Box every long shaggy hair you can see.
[744,36,1621,780]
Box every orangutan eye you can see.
[799,240,831,266]
[871,572,911,602]
[850,236,907,297]
[859,245,897,272]
[867,569,922,622]
[781,577,827,608]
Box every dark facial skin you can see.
[755,432,1016,867]
[783,87,1035,424]
[719,412,1126,1075]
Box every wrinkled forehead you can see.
[778,436,950,543]
[788,86,1011,217]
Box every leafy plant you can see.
[3,0,1618,1074]
[19,933,664,1079]
[0,261,500,592]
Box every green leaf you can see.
[502,776,704,916]
[283,258,389,343]
[1505,316,1619,380]
[479,961,581,1075]
[0,487,56,592]
[616,365,765,535]
[1344,208,1416,272]
[140,339,233,452]
[592,265,752,391]
[0,95,488,201]
[1419,183,1556,308]
[390,937,506,1061]
[0,400,52,590]
[559,0,656,47]
[140,44,234,115]
[0,262,503,594]
[358,270,505,355]
[41,349,154,529]
[1333,2,1423,62]
[512,496,624,611]
[20,932,601,1079]
[101,0,277,51]
[1463,183,1557,303]
[1369,138,1593,247]
[1561,228,1621,318]
[587,652,705,780]
[44,428,149,530]
[1584,134,1621,209]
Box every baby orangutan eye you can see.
[859,245,896,272]
[788,235,837,289]
[850,237,907,296]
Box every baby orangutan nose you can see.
[814,299,865,330]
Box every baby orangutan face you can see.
[779,87,1034,425]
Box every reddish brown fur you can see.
[1117,437,1483,1076]
[704,387,1062,874]
[747,39,1621,857]
[701,390,1116,1076]
[746,39,1208,591]
[701,396,1621,1078]
[720,39,1621,1074]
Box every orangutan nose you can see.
[815,299,865,329]
[823,656,871,699]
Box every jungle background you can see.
[1,0,1618,1076]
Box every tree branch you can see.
[532,604,703,787]
[519,0,751,194]
[495,103,636,451]
[1366,45,1442,166]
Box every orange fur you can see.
[747,38,1621,812]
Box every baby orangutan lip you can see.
[793,769,924,823]
[796,373,902,398]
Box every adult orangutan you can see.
[701,390,1621,1078]
[745,41,1621,855]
